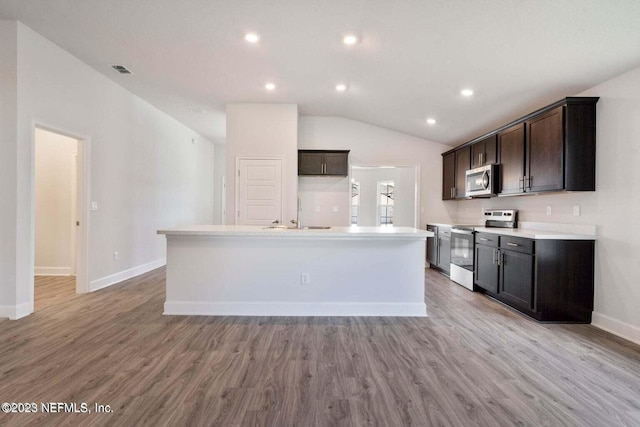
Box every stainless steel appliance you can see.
[465,164,498,197]
[483,209,518,228]
[450,226,475,290]
[448,209,518,291]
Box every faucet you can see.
[291,196,302,229]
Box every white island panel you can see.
[159,226,429,317]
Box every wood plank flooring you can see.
[34,275,76,310]
[1,268,639,426]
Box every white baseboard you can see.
[89,258,166,292]
[592,312,640,346]
[0,302,32,320]
[164,301,428,317]
[35,266,73,276]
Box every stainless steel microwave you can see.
[465,164,498,197]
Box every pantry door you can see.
[236,157,283,225]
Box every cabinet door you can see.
[455,147,470,198]
[500,250,534,310]
[498,123,525,195]
[426,226,438,265]
[324,152,349,176]
[471,135,497,168]
[298,152,324,175]
[526,107,564,192]
[442,152,456,200]
[474,245,499,293]
[437,237,451,273]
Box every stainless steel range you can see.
[449,209,518,291]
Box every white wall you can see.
[35,129,77,275]
[213,143,226,224]
[451,64,640,344]
[1,21,215,318]
[298,117,454,228]
[351,167,417,227]
[225,104,298,224]
[298,176,350,226]
[0,21,19,315]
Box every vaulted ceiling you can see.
[2,0,640,146]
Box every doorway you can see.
[32,125,90,312]
[350,166,420,227]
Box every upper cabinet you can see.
[497,123,526,195]
[442,151,456,200]
[526,106,564,192]
[298,150,350,176]
[470,135,497,169]
[442,97,598,199]
[455,147,470,198]
[442,147,470,200]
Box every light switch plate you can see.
[91,202,98,211]
[546,205,552,215]
[573,205,581,216]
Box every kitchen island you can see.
[157,225,431,317]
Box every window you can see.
[377,181,394,226]
[351,181,360,225]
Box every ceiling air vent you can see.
[110,65,132,75]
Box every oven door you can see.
[450,229,474,271]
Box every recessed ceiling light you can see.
[244,33,260,43]
[460,88,474,97]
[265,82,276,91]
[343,34,358,45]
[426,118,437,125]
[336,84,348,92]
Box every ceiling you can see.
[2,0,640,146]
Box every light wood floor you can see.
[1,268,639,426]
[34,275,76,310]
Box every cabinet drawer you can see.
[500,236,534,254]
[475,232,498,247]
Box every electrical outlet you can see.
[573,205,581,216]
[546,205,552,215]
[113,251,118,261]
[301,273,310,284]
[315,206,321,212]
[332,206,339,213]
[91,202,98,211]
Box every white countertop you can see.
[474,226,595,240]
[158,225,432,239]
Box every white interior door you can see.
[237,158,283,225]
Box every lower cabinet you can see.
[427,225,451,275]
[436,228,451,275]
[474,232,594,323]
[500,249,534,310]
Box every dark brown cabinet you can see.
[526,106,564,192]
[442,148,469,200]
[455,147,470,198]
[497,123,526,195]
[500,248,534,311]
[298,150,349,176]
[470,135,497,169]
[474,232,595,323]
[442,97,598,199]
[442,152,456,200]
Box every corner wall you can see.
[451,65,640,344]
[1,21,215,318]
[0,21,19,317]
